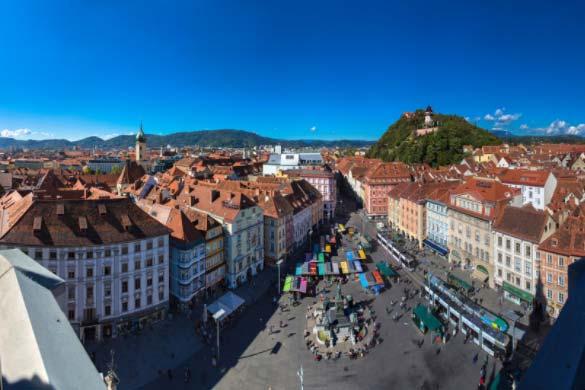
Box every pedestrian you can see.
[473,353,479,364]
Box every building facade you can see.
[498,169,557,210]
[492,205,556,307]
[363,162,411,218]
[0,193,170,342]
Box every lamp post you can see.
[277,259,284,295]
[213,309,226,362]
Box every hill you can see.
[366,110,501,166]
[0,129,374,150]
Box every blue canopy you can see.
[295,264,303,276]
[359,273,369,289]
[423,239,449,256]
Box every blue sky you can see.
[1,1,584,141]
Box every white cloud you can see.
[498,113,521,123]
[102,133,120,140]
[1,128,32,138]
[527,119,585,136]
[484,114,496,121]
[519,124,528,130]
[310,126,317,132]
[494,108,505,117]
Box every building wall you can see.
[205,228,225,292]
[5,235,170,341]
[264,215,287,265]
[539,250,574,318]
[426,200,449,248]
[493,233,538,302]
[170,241,206,305]
[448,209,495,287]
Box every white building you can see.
[499,169,557,210]
[87,158,124,173]
[493,204,556,306]
[262,152,323,175]
[0,193,170,342]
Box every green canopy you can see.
[318,252,325,263]
[413,304,443,332]
[376,262,397,277]
[503,281,533,303]
[283,276,293,293]
[447,273,473,292]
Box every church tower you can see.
[136,122,147,162]
[424,106,433,127]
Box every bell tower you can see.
[136,122,147,162]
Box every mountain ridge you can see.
[0,129,374,150]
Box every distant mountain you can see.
[0,129,374,150]
[366,110,501,166]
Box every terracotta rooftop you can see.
[493,204,549,243]
[498,168,551,187]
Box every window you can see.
[68,251,75,260]
[159,254,165,264]
[122,263,128,273]
[558,257,565,267]
[135,298,141,309]
[146,241,153,250]
[497,236,502,247]
[121,245,128,255]
[497,253,503,264]
[514,258,521,272]
[49,250,57,260]
[86,286,94,299]
[158,274,164,283]
[505,256,511,267]
[159,291,164,301]
[525,262,532,276]
[104,283,111,297]
[547,289,553,299]
[68,310,75,320]
[68,287,75,300]
[505,239,511,250]
[134,243,141,252]
[103,266,111,276]
[122,302,128,312]
[122,280,128,293]
[525,245,531,258]
[134,260,141,270]
[104,305,111,316]
[147,277,153,287]
[86,250,93,259]
[158,238,164,247]
[558,292,565,304]
[34,249,42,260]
[147,295,153,305]
[547,254,553,265]
[497,268,502,277]
[546,273,552,284]
[558,275,565,287]
[68,270,75,279]
[525,280,531,291]
[515,276,520,286]
[135,278,141,290]
[105,249,112,257]
[146,258,153,267]
[86,268,94,278]
[515,242,521,254]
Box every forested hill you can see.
[366,110,501,166]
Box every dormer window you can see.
[33,216,42,232]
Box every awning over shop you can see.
[207,291,245,321]
[338,224,346,233]
[423,239,449,256]
[340,261,349,274]
[471,267,489,282]
[358,249,367,260]
[325,244,331,253]
[354,261,363,273]
[346,251,355,261]
[318,252,325,263]
[412,304,443,332]
[318,263,326,276]
[295,264,303,276]
[332,262,340,275]
[376,262,397,277]
[503,281,534,303]
[447,273,473,292]
[359,273,369,289]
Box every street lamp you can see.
[213,309,226,362]
[277,259,284,295]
